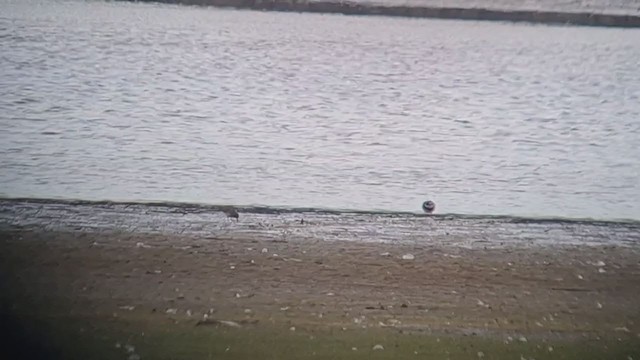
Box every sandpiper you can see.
[422,200,435,214]
[221,206,239,221]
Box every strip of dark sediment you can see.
[1,198,639,248]
[122,0,640,28]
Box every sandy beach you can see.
[2,225,639,359]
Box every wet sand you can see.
[1,227,639,359]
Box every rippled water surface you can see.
[1,0,639,220]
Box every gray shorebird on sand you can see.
[221,206,239,221]
[422,200,435,214]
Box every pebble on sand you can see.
[518,336,528,343]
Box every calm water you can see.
[1,0,639,220]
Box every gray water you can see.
[1,0,640,220]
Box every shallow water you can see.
[1,0,640,220]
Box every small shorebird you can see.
[422,200,436,214]
[221,206,239,221]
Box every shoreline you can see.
[2,198,640,249]
[1,228,639,358]
[124,0,640,28]
[3,196,640,225]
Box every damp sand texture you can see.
[1,227,640,359]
